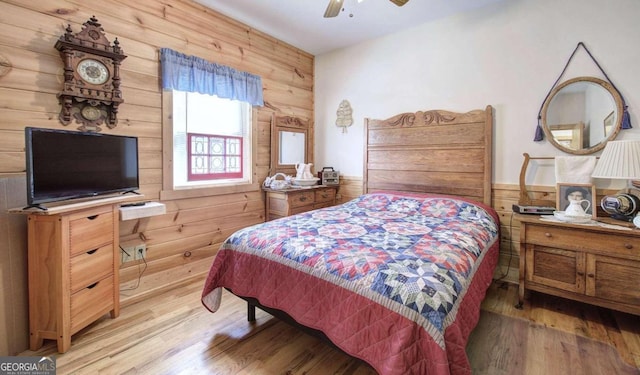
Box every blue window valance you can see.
[160,48,263,106]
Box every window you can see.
[159,48,262,200]
[161,91,258,200]
[188,133,242,180]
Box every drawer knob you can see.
[86,282,99,289]
[86,249,98,255]
[625,243,633,250]
[87,215,99,220]
[587,273,595,278]
[299,196,307,202]
[545,232,552,238]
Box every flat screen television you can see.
[25,127,139,209]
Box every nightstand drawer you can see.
[264,186,337,221]
[291,205,313,215]
[70,244,113,293]
[313,202,333,210]
[315,188,335,203]
[70,275,114,333]
[69,211,114,255]
[290,191,315,208]
[525,225,640,258]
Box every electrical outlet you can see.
[134,244,147,260]
[121,246,135,264]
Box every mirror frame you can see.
[270,114,312,177]
[541,76,623,154]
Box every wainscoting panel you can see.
[0,175,28,355]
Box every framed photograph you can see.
[556,183,597,216]
[604,111,615,137]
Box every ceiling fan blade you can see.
[324,0,343,18]
[389,0,409,6]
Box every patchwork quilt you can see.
[202,192,500,374]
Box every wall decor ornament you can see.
[335,99,353,133]
[55,16,127,132]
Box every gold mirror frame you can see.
[541,76,623,155]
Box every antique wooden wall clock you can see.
[55,16,127,132]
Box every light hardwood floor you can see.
[20,276,640,374]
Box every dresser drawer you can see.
[70,244,113,293]
[264,186,337,221]
[313,202,333,210]
[525,225,640,258]
[70,275,114,333]
[69,211,114,255]
[290,191,315,208]
[315,188,335,204]
[290,204,314,215]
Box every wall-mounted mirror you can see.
[270,115,311,177]
[541,76,623,154]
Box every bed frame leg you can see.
[247,302,256,322]
[514,302,524,310]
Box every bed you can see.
[202,106,498,375]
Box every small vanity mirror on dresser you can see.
[270,114,311,176]
[278,130,305,165]
[541,76,624,155]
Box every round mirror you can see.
[542,76,623,154]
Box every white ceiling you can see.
[194,0,505,55]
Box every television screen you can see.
[25,127,139,207]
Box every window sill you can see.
[160,182,260,201]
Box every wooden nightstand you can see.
[517,214,640,315]
[263,185,338,221]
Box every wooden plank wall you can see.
[0,0,313,355]
[492,183,557,283]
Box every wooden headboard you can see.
[363,105,494,206]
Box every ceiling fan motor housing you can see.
[323,0,409,18]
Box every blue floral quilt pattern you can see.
[223,192,499,337]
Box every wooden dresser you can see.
[264,185,338,221]
[517,214,640,315]
[10,196,136,353]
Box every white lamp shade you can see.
[591,140,640,179]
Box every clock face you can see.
[77,59,109,85]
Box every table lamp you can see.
[591,140,640,221]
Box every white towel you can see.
[555,156,597,184]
